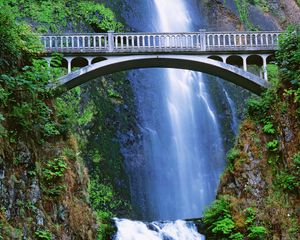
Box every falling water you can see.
[119,0,227,224]
[114,0,230,238]
[136,0,225,220]
[114,218,205,240]
[222,86,239,135]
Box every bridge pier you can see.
[262,54,268,81]
[242,55,248,72]
[64,57,74,74]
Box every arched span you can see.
[57,55,270,95]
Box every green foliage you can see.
[248,0,269,12]
[274,152,300,192]
[246,87,277,121]
[275,172,297,191]
[234,0,256,30]
[43,157,67,181]
[77,1,123,32]
[78,103,95,126]
[204,197,267,239]
[0,4,41,72]
[203,196,234,238]
[247,226,267,239]
[5,0,124,33]
[262,121,276,134]
[227,149,240,163]
[229,232,244,240]
[226,148,240,172]
[245,207,256,224]
[34,230,52,240]
[266,139,279,151]
[0,59,64,140]
[89,178,129,240]
[41,157,67,196]
[43,122,60,137]
[276,25,300,87]
[267,64,280,86]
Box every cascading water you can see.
[114,218,204,240]
[132,0,225,220]
[115,0,231,238]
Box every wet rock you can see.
[36,208,45,226]
[16,142,31,164]
[30,179,40,204]
[284,127,293,142]
[58,204,66,221]
[0,169,4,180]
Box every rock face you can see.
[216,92,300,239]
[0,136,97,239]
[199,0,300,31]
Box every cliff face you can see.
[199,0,300,31]
[0,133,96,239]
[202,23,300,238]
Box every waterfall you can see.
[114,218,205,240]
[118,0,226,223]
[220,82,239,135]
[114,0,230,238]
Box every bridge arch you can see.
[208,55,223,62]
[56,55,269,95]
[226,55,243,68]
[71,57,89,69]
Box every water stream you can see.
[115,0,233,238]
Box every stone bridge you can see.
[41,30,281,94]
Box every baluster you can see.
[120,35,123,49]
[115,35,118,49]
[196,34,200,48]
[125,36,128,48]
[142,35,145,48]
[232,34,236,46]
[88,36,91,48]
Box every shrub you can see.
[262,121,276,134]
[266,139,279,151]
[43,157,67,181]
[276,25,300,86]
[34,230,52,240]
[247,226,267,239]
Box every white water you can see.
[114,218,205,240]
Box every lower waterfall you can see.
[114,218,205,240]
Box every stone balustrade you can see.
[41,30,281,54]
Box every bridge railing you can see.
[41,31,281,53]
[206,31,281,49]
[113,32,206,51]
[41,33,109,51]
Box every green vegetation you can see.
[5,0,123,33]
[0,3,41,72]
[203,196,266,239]
[233,0,256,30]
[204,25,300,239]
[34,230,52,240]
[0,1,125,238]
